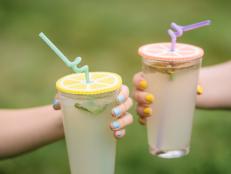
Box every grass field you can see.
[0,0,231,173]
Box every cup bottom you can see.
[149,146,189,159]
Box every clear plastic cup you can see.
[138,42,204,158]
[56,72,122,174]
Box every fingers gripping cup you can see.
[139,42,204,158]
[56,72,122,174]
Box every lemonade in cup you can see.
[56,72,122,174]
[139,42,204,158]
[39,33,123,174]
[138,20,210,158]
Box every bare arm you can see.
[0,85,133,159]
[0,105,64,158]
[197,61,231,108]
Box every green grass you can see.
[0,0,231,173]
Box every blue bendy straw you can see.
[39,32,90,83]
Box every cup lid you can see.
[138,42,204,61]
[56,72,122,95]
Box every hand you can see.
[133,72,154,125]
[110,85,133,139]
[53,84,133,139]
[133,72,203,125]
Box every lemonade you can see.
[56,72,122,174]
[139,43,204,158]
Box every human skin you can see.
[0,106,63,158]
[196,61,231,108]
[133,61,231,124]
[0,85,133,159]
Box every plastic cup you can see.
[138,42,204,158]
[56,72,122,174]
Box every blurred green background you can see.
[0,0,231,173]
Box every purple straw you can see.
[168,20,211,51]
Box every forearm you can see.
[0,105,64,158]
[196,61,231,108]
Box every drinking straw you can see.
[39,32,90,83]
[168,20,211,51]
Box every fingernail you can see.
[53,99,61,110]
[145,94,154,104]
[111,121,120,129]
[139,80,148,90]
[113,107,121,117]
[139,118,146,125]
[117,95,125,103]
[115,131,123,137]
[197,85,203,95]
[143,107,152,115]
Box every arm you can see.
[0,105,64,158]
[0,85,133,159]
[196,61,231,108]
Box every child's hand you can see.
[133,72,202,125]
[53,84,134,139]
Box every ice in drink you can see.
[139,43,204,158]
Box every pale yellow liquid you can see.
[143,61,200,158]
[59,93,116,174]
